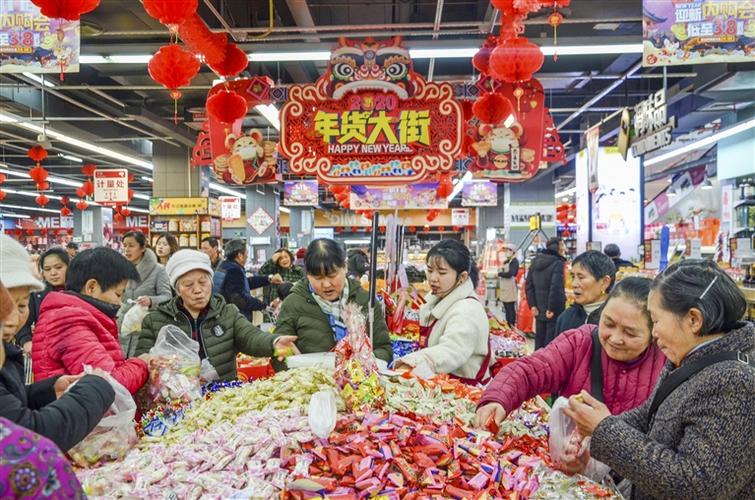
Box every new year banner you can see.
[349,183,448,210]
[461,181,498,207]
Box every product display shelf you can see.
[148,197,223,250]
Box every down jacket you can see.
[478,324,666,415]
[524,249,566,320]
[134,294,280,380]
[590,322,755,500]
[32,292,149,394]
[397,279,490,380]
[0,342,114,452]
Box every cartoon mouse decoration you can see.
[471,121,536,172]
[213,129,277,185]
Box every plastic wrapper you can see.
[549,397,611,482]
[200,358,219,383]
[120,303,148,337]
[68,366,138,467]
[148,325,202,404]
[308,390,337,439]
[334,302,385,411]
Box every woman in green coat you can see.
[134,249,299,380]
[275,239,393,363]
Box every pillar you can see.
[504,171,556,248]
[288,207,315,250]
[151,142,201,197]
[74,206,105,246]
[245,184,279,266]
[476,184,507,243]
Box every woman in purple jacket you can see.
[475,277,666,427]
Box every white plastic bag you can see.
[68,366,138,467]
[200,358,220,383]
[308,389,337,439]
[148,325,202,404]
[548,397,611,481]
[120,303,148,337]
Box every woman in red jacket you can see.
[475,277,665,427]
[32,248,150,395]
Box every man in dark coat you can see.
[525,237,567,349]
[604,243,636,269]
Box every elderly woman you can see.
[556,250,616,336]
[135,250,298,380]
[275,239,393,363]
[118,231,172,356]
[259,248,304,302]
[566,260,755,499]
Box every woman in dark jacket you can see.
[215,239,275,321]
[567,260,755,499]
[275,239,393,363]
[555,250,616,337]
[525,237,567,349]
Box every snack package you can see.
[120,303,148,337]
[148,325,202,404]
[334,303,385,411]
[548,397,611,481]
[308,390,337,439]
[68,366,138,467]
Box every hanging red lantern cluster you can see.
[28,145,50,191]
[142,0,198,30]
[78,163,96,197]
[30,0,99,21]
[148,44,201,124]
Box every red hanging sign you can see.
[280,37,464,186]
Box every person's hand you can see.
[558,438,590,475]
[531,307,539,317]
[136,296,151,308]
[564,391,611,437]
[273,336,300,361]
[270,274,284,285]
[137,353,153,364]
[272,252,282,265]
[22,341,32,355]
[54,375,83,398]
[545,310,554,319]
[473,403,507,430]
[269,298,281,309]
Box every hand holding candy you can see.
[474,402,507,430]
[273,336,300,361]
[564,390,611,437]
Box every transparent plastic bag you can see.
[548,397,611,481]
[68,366,138,467]
[200,358,219,383]
[148,325,202,404]
[120,303,148,337]
[308,390,337,439]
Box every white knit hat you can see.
[0,235,44,291]
[165,249,214,288]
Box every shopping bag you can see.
[120,303,149,337]
[147,325,202,404]
[308,390,337,439]
[548,397,611,481]
[68,366,138,467]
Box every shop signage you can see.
[686,238,702,258]
[248,207,274,235]
[350,183,448,210]
[451,208,470,227]
[0,0,80,74]
[94,169,128,205]
[280,37,464,185]
[645,239,663,270]
[19,216,73,229]
[219,196,241,221]
[507,205,556,227]
[642,0,755,67]
[113,215,149,229]
[631,89,676,156]
[283,180,319,207]
[461,181,497,207]
[149,197,209,215]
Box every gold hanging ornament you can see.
[548,11,564,61]
[513,87,525,112]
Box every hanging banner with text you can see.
[280,37,463,185]
[461,181,497,207]
[0,0,80,74]
[219,196,242,221]
[642,0,755,67]
[94,169,129,206]
[283,180,319,206]
[350,183,448,210]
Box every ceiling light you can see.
[125,207,149,214]
[58,153,83,163]
[0,111,153,170]
[280,207,291,214]
[700,176,713,190]
[248,52,331,63]
[0,213,31,219]
[644,118,755,167]
[255,104,280,130]
[22,72,56,88]
[448,172,473,201]
[141,176,154,183]
[209,182,245,198]
[0,167,83,188]
[555,187,577,198]
[667,177,673,183]
[0,203,60,214]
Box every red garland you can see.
[30,0,99,21]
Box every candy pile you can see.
[488,311,528,358]
[78,408,314,498]
[285,412,616,499]
[384,375,479,424]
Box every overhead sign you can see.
[280,37,463,185]
[0,0,80,74]
[94,169,128,205]
[284,180,319,207]
[219,196,241,221]
[149,197,210,215]
[350,183,448,210]
[461,181,497,207]
[248,207,274,235]
[451,208,470,226]
[631,89,676,157]
[642,0,755,67]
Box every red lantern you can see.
[408,226,416,233]
[127,172,135,183]
[206,43,248,78]
[0,173,6,184]
[206,90,248,124]
[436,173,454,198]
[472,35,497,75]
[423,226,430,233]
[114,212,125,223]
[127,189,134,202]
[36,182,50,191]
[148,44,200,123]
[27,145,48,165]
[75,188,86,199]
[60,206,72,217]
[489,37,544,83]
[30,0,99,20]
[29,165,49,184]
[178,14,227,63]
[40,228,48,236]
[82,179,94,197]
[121,208,132,217]
[0,189,6,201]
[379,226,386,233]
[60,195,70,206]
[473,92,514,125]
[143,0,198,28]
[14,229,22,237]
[81,163,97,177]
[35,194,50,207]
[76,200,89,211]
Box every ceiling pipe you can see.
[202,0,239,42]
[286,0,320,44]
[427,0,445,82]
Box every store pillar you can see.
[476,184,507,243]
[151,142,202,197]
[245,184,279,266]
[504,171,556,248]
[288,207,314,250]
[74,206,105,246]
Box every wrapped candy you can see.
[334,303,385,411]
[148,325,202,405]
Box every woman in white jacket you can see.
[395,240,490,383]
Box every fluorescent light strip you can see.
[141,176,154,183]
[79,44,643,66]
[209,182,245,198]
[0,213,31,219]
[22,72,56,88]
[644,118,755,167]
[0,111,153,170]
[448,172,473,201]
[58,153,83,163]
[0,203,60,214]
[255,104,280,130]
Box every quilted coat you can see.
[478,324,666,415]
[32,292,148,394]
